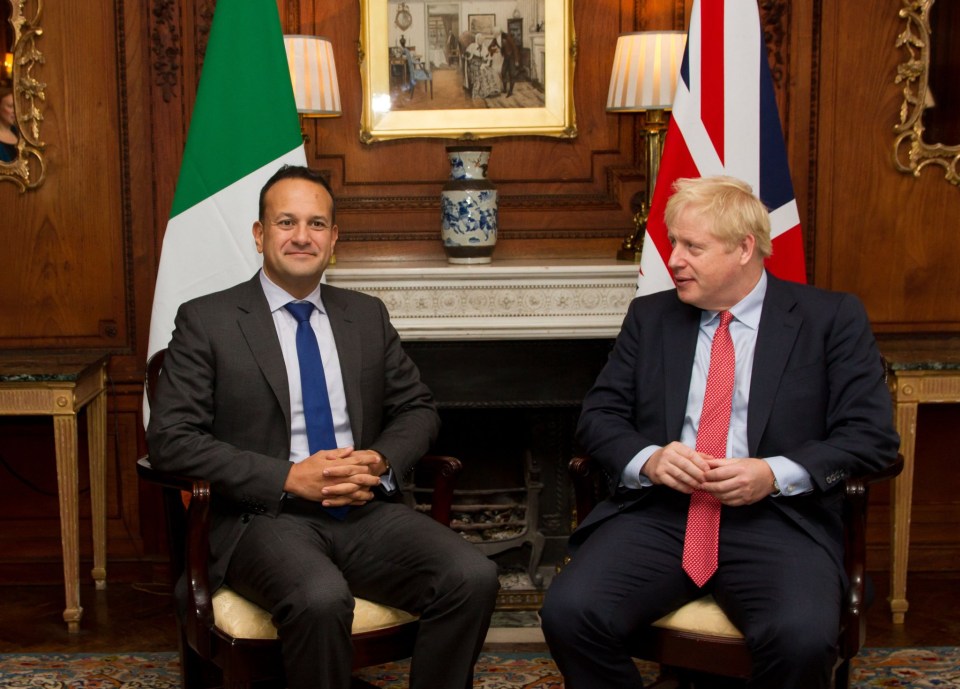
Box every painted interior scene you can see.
[387,0,547,110]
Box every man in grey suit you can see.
[147,165,499,689]
[540,176,899,689]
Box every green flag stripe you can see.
[170,0,303,217]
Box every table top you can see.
[0,353,108,383]
[879,337,960,371]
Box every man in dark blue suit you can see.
[541,176,899,689]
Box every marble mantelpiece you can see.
[325,259,639,340]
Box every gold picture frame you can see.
[893,0,960,186]
[1,0,46,191]
[359,0,576,143]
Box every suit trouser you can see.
[540,490,842,689]
[225,499,500,689]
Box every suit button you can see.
[241,514,251,523]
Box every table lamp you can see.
[606,31,686,261]
[283,35,342,140]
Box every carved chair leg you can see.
[178,629,210,689]
[834,658,851,689]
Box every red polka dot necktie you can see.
[682,311,735,587]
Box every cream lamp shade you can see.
[283,35,341,117]
[606,31,686,112]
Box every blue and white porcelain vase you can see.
[441,146,498,264]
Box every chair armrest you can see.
[137,455,195,493]
[417,454,462,526]
[183,478,215,658]
[136,456,216,659]
[569,455,608,526]
[840,454,904,658]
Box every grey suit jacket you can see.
[146,274,440,591]
[573,274,900,571]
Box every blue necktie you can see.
[284,302,348,519]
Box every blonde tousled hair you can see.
[663,176,773,258]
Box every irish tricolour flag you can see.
[146,0,305,375]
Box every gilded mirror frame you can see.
[894,0,959,186]
[1,0,46,191]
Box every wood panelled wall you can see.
[0,0,957,584]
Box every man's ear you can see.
[252,220,264,253]
[739,233,756,265]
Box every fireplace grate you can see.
[407,451,546,586]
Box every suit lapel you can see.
[236,275,292,430]
[322,285,364,444]
[662,304,701,441]
[747,276,802,455]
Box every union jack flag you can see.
[637,0,807,295]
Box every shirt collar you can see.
[700,270,767,331]
[259,269,326,314]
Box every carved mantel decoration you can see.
[325,260,637,341]
[894,0,960,186]
[1,0,46,190]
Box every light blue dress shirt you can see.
[260,271,397,491]
[260,271,354,461]
[621,271,813,496]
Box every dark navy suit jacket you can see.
[573,273,900,572]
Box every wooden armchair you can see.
[568,454,904,689]
[139,349,463,689]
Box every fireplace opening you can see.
[403,339,615,609]
[404,405,579,608]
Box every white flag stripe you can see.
[147,145,305,361]
[637,231,676,297]
[686,6,703,117]
[768,199,801,240]
[673,81,724,177]
[722,6,761,188]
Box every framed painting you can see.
[359,0,576,142]
[467,13,496,35]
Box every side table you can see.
[881,338,960,625]
[0,353,109,632]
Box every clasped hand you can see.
[283,447,388,507]
[642,441,776,506]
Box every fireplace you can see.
[326,259,636,607]
[403,338,615,605]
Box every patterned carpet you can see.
[0,648,958,687]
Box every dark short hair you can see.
[258,165,336,224]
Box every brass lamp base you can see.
[616,199,648,263]
[616,109,668,262]
[616,235,643,263]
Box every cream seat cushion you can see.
[652,595,743,639]
[212,585,418,639]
